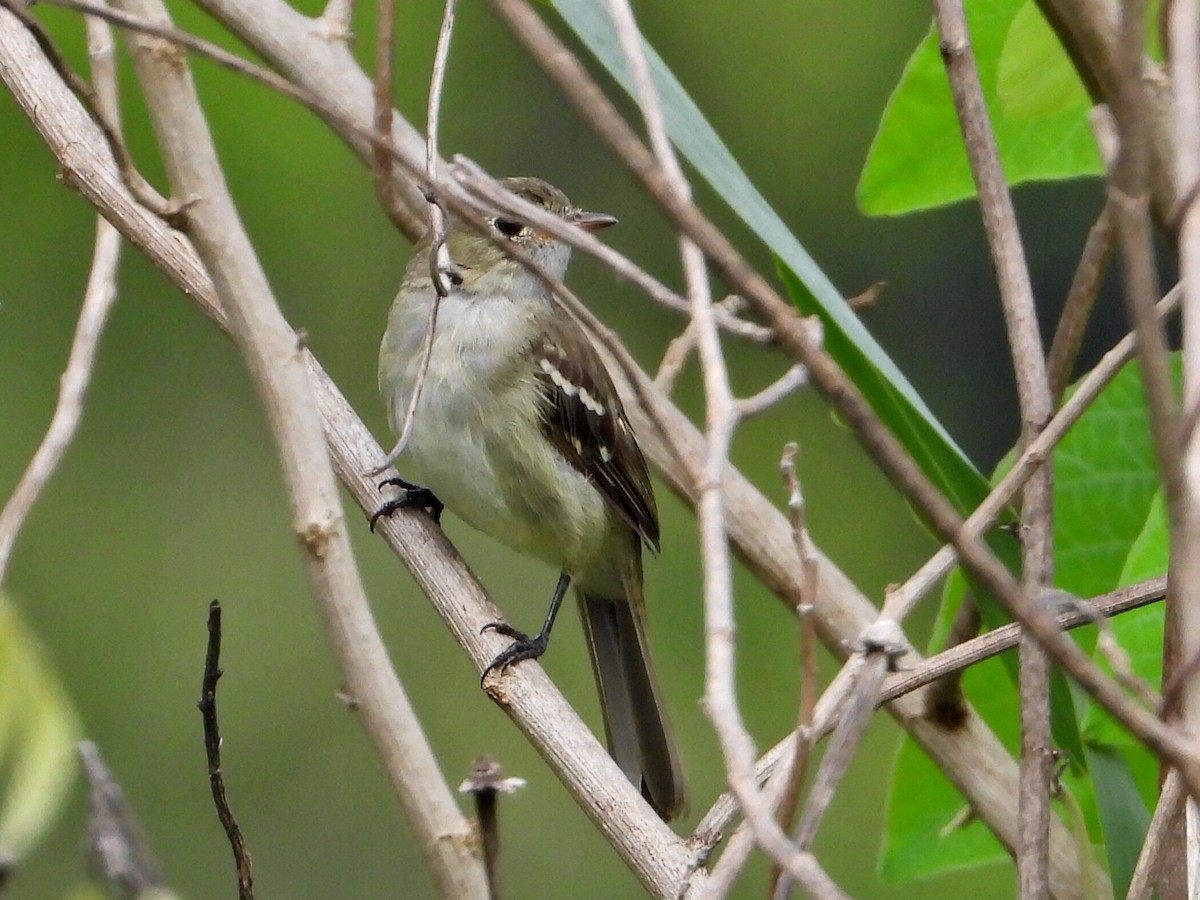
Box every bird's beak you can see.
[573,210,619,232]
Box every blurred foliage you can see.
[0,594,80,868]
[0,0,1150,897]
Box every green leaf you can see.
[858,0,1101,216]
[0,592,80,863]
[1084,744,1149,898]
[551,0,984,508]
[881,729,1012,882]
[997,1,1090,120]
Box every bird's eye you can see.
[494,218,526,239]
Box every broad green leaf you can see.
[551,0,984,507]
[997,1,1089,120]
[858,0,1101,216]
[0,592,80,862]
[883,358,1170,882]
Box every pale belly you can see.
[383,295,615,577]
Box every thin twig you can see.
[767,444,820,896]
[373,0,456,472]
[789,644,895,851]
[654,296,758,394]
[1111,0,1192,884]
[882,578,1165,709]
[0,10,122,582]
[1167,0,1200,895]
[198,601,254,899]
[370,0,398,225]
[1047,202,1116,403]
[736,365,809,421]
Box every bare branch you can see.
[932,0,1057,884]
[459,756,525,900]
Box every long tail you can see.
[578,575,687,821]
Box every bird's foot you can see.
[369,477,444,531]
[480,622,549,683]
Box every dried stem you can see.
[773,444,819,835]
[79,741,168,897]
[930,1,1057,888]
[198,601,254,899]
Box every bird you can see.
[374,176,686,820]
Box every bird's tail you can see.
[577,565,687,821]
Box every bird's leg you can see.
[369,477,444,531]
[481,572,571,682]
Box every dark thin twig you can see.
[883,578,1166,706]
[198,600,253,900]
[459,756,525,900]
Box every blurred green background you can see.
[1,1,1127,896]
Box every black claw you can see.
[480,622,549,684]
[369,477,444,532]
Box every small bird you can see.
[375,177,686,820]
